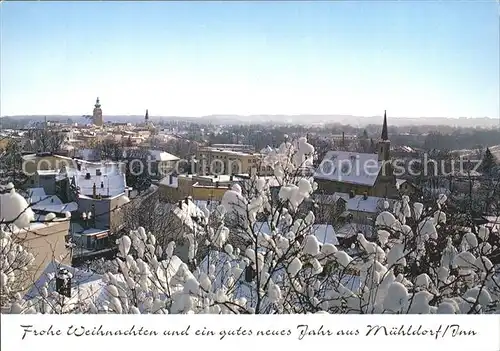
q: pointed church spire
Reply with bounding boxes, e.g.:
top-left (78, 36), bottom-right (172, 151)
top-left (145, 109), bottom-right (149, 121)
top-left (381, 110), bottom-right (388, 141)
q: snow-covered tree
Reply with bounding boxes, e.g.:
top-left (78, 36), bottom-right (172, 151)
top-left (0, 184), bottom-right (36, 309)
top-left (2, 137), bottom-right (500, 314)
top-left (0, 139), bottom-right (27, 188)
top-left (480, 148), bottom-right (499, 176)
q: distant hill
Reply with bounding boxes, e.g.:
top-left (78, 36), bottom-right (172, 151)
top-left (1, 114), bottom-right (499, 128)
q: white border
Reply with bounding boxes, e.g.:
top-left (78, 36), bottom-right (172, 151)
top-left (1, 315), bottom-right (499, 351)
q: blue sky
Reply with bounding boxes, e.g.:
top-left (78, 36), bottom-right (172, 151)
top-left (1, 1), bottom-right (499, 118)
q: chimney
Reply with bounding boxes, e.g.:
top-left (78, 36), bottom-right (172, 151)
top-left (363, 192), bottom-right (368, 200)
top-left (245, 265), bottom-right (255, 283)
top-left (55, 268), bottom-right (72, 298)
top-left (349, 190), bottom-right (355, 199)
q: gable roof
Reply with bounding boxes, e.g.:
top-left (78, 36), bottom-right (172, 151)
top-left (314, 151), bottom-right (382, 186)
top-left (27, 188), bottom-right (78, 213)
top-left (148, 150), bottom-right (179, 162)
top-left (311, 224), bottom-right (339, 246)
top-left (313, 192), bottom-right (350, 204)
top-left (346, 195), bottom-right (388, 213)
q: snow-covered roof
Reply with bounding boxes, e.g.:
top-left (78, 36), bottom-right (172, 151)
top-left (199, 147), bottom-right (261, 157)
top-left (195, 174), bottom-right (235, 183)
top-left (72, 163), bottom-right (127, 198)
top-left (484, 216), bottom-right (499, 232)
top-left (194, 200), bottom-right (220, 212)
top-left (27, 188), bottom-right (47, 198)
top-left (24, 257), bottom-right (187, 313)
top-left (77, 148), bottom-right (100, 161)
top-left (31, 202), bottom-right (78, 214)
top-left (80, 228), bottom-right (109, 236)
top-left (148, 150), bottom-right (179, 162)
top-left (311, 224), bottom-right (339, 246)
top-left (313, 192), bottom-right (350, 204)
top-left (24, 260), bottom-right (104, 301)
top-left (36, 169), bottom-right (60, 176)
top-left (346, 195), bottom-right (388, 213)
top-left (314, 151), bottom-right (382, 186)
top-left (395, 178), bottom-right (407, 189)
top-left (27, 188), bottom-right (78, 213)
top-left (336, 223), bottom-right (374, 238)
top-left (260, 145), bottom-right (275, 154)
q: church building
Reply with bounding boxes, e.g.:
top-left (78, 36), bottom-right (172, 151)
top-left (314, 111), bottom-right (399, 199)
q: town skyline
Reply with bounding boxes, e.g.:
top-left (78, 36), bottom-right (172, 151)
top-left (1, 1), bottom-right (499, 118)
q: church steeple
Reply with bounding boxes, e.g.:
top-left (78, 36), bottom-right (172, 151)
top-left (377, 111), bottom-right (390, 162)
top-left (381, 110), bottom-right (388, 141)
top-left (95, 97), bottom-right (101, 109)
top-left (145, 109), bottom-right (149, 121)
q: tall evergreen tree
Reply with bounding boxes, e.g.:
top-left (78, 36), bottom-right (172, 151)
top-left (480, 147), bottom-right (498, 174)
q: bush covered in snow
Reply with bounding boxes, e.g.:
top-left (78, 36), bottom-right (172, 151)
top-left (1, 138), bottom-right (500, 314)
top-left (0, 184), bottom-right (36, 308)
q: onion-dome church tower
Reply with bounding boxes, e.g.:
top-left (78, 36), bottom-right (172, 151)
top-left (93, 97), bottom-right (103, 127)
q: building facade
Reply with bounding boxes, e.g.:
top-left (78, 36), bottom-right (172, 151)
top-left (314, 112), bottom-right (399, 199)
top-left (195, 147), bottom-right (273, 176)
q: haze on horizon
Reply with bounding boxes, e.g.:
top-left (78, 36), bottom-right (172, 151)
top-left (1, 1), bottom-right (499, 119)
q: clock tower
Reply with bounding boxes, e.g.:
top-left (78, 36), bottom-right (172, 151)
top-left (93, 97), bottom-right (103, 127)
